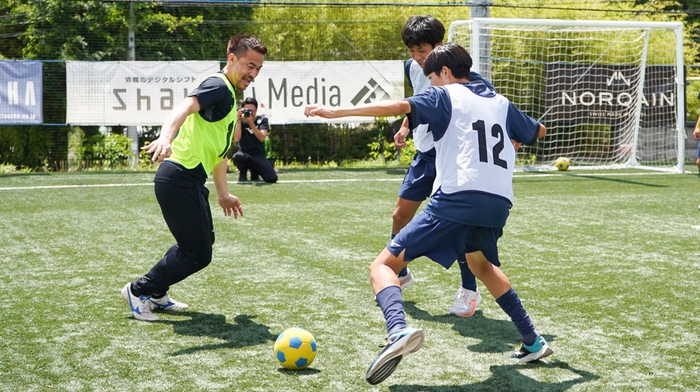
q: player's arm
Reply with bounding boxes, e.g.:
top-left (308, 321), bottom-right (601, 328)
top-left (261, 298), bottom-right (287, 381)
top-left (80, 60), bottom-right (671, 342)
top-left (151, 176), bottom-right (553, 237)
top-left (506, 102), bottom-right (545, 146)
top-left (694, 113), bottom-right (700, 141)
top-left (394, 117), bottom-right (411, 148)
top-left (212, 159), bottom-right (243, 218)
top-left (305, 100), bottom-right (411, 119)
top-left (142, 96), bottom-right (201, 162)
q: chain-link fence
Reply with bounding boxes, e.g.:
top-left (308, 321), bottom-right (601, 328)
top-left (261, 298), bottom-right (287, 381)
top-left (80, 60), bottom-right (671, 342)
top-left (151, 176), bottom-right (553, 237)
top-left (0, 1), bottom-right (694, 170)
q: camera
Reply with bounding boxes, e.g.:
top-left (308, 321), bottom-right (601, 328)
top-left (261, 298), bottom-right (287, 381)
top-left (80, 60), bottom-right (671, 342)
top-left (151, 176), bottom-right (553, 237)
top-left (242, 108), bottom-right (251, 118)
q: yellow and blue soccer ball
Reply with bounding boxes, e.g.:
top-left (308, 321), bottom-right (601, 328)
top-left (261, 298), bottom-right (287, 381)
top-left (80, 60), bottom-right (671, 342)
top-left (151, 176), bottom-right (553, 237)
top-left (555, 157), bottom-right (570, 171)
top-left (274, 328), bottom-right (317, 370)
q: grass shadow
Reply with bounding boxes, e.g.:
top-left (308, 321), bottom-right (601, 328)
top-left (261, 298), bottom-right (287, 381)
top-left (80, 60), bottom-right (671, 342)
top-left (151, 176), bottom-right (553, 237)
top-left (276, 367), bottom-right (321, 375)
top-left (154, 312), bottom-right (276, 356)
top-left (569, 173), bottom-right (668, 187)
top-left (389, 359), bottom-right (599, 392)
top-left (404, 301), bottom-right (556, 354)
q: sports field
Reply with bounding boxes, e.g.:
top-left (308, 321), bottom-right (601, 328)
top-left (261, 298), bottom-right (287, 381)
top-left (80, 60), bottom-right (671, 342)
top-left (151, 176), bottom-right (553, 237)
top-left (1, 168), bottom-right (698, 391)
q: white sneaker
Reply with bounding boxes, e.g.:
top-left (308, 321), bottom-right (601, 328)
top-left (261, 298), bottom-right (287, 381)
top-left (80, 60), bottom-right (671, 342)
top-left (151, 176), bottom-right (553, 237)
top-left (121, 283), bottom-right (158, 321)
top-left (150, 294), bottom-right (189, 311)
top-left (449, 287), bottom-right (482, 317)
top-left (398, 268), bottom-right (414, 291)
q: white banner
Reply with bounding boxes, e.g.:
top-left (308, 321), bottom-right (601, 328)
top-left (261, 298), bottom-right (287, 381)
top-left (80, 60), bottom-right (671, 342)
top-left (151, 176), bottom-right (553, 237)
top-left (66, 60), bottom-right (404, 126)
top-left (247, 61), bottom-right (405, 125)
top-left (66, 61), bottom-right (219, 126)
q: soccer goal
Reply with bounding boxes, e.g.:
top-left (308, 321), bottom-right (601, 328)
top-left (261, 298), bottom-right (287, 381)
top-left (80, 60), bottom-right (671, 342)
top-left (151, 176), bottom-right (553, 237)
top-left (449, 18), bottom-right (685, 172)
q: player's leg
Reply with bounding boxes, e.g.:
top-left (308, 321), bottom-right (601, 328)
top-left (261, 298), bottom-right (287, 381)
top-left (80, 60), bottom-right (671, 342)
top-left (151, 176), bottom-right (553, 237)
top-left (391, 197), bottom-right (421, 289)
top-left (149, 244), bottom-right (189, 311)
top-left (466, 241), bottom-right (553, 362)
top-left (232, 151), bottom-right (250, 182)
top-left (367, 248), bottom-right (424, 385)
top-left (248, 154), bottom-right (278, 183)
top-left (392, 154), bottom-right (433, 288)
top-left (367, 212), bottom-right (471, 384)
top-left (126, 182), bottom-right (214, 318)
top-left (449, 254), bottom-right (482, 317)
top-left (391, 197), bottom-right (422, 236)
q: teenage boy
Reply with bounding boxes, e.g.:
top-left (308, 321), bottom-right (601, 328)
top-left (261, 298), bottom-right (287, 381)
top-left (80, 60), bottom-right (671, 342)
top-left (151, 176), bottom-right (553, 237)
top-left (304, 43), bottom-right (551, 385)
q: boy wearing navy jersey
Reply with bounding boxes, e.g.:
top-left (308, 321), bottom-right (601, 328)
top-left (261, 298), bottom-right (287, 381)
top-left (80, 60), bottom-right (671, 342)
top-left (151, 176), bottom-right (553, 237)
top-left (394, 15), bottom-right (532, 318)
top-left (305, 43), bottom-right (551, 385)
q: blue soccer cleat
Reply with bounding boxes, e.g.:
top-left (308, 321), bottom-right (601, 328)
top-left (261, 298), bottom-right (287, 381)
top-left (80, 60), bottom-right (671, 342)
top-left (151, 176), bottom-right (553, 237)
top-left (365, 327), bottom-right (424, 385)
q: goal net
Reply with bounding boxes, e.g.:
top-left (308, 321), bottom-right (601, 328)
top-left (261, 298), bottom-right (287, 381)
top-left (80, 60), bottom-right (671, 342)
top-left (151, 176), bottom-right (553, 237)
top-left (448, 18), bottom-right (685, 172)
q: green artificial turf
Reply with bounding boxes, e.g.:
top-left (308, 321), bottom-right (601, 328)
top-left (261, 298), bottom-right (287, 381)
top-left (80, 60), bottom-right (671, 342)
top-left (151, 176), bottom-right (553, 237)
top-left (0, 168), bottom-right (698, 391)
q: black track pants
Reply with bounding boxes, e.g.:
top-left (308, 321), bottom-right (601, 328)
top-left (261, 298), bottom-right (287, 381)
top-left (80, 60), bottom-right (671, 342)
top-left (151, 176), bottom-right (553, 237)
top-left (133, 181), bottom-right (215, 296)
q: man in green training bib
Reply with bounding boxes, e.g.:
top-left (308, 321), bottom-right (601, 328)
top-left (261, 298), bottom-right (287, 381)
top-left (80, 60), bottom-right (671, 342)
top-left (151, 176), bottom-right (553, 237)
top-left (121, 35), bottom-right (267, 321)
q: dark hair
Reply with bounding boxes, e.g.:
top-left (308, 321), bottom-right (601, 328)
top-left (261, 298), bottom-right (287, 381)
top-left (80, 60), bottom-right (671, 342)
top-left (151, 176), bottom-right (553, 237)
top-left (423, 43), bottom-right (472, 80)
top-left (243, 97), bottom-right (258, 108)
top-left (401, 15), bottom-right (445, 48)
top-left (227, 34), bottom-right (268, 58)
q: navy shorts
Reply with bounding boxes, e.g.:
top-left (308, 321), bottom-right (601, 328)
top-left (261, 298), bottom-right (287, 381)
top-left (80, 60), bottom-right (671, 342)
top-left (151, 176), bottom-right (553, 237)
top-left (696, 141), bottom-right (700, 159)
top-left (386, 211), bottom-right (503, 269)
top-left (398, 154), bottom-right (436, 202)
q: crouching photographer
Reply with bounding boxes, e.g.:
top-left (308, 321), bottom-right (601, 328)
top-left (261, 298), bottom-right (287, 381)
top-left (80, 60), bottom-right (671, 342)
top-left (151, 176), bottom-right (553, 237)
top-left (232, 97), bottom-right (278, 183)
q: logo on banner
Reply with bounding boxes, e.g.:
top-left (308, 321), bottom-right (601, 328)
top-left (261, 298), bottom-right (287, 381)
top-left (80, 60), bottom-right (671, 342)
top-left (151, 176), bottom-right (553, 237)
top-left (351, 78), bottom-right (392, 106)
top-left (545, 64), bottom-right (675, 123)
top-left (607, 71), bottom-right (631, 87)
top-left (0, 61), bottom-right (43, 125)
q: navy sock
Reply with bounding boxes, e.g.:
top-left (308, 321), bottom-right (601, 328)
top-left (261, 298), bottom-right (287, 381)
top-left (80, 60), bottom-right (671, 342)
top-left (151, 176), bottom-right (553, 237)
top-left (375, 285), bottom-right (407, 336)
top-left (457, 258), bottom-right (478, 291)
top-left (496, 288), bottom-right (539, 346)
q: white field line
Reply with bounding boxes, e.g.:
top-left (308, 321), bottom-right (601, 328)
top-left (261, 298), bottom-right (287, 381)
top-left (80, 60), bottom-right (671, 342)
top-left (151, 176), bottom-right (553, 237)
top-left (0, 178), bottom-right (400, 191)
top-left (0, 171), bottom-right (679, 191)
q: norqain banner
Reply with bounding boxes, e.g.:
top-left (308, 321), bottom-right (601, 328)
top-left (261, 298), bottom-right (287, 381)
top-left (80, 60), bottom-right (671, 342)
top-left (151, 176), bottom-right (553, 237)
top-left (544, 63), bottom-right (676, 126)
top-left (0, 61), bottom-right (42, 125)
top-left (66, 60), bottom-right (404, 126)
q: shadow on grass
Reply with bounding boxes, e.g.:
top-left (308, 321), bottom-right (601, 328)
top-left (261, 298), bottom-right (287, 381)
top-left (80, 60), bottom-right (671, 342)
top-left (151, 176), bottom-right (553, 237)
top-left (154, 312), bottom-right (276, 356)
top-left (569, 173), bottom-right (668, 187)
top-left (276, 367), bottom-right (321, 376)
top-left (403, 302), bottom-right (556, 355)
top-left (389, 360), bottom-right (599, 391)
top-left (235, 181), bottom-right (276, 186)
top-left (515, 172), bottom-right (668, 187)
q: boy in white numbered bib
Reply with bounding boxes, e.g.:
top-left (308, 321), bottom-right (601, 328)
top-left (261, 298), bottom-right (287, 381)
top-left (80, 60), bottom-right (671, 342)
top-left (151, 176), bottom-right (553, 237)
top-left (305, 42), bottom-right (551, 385)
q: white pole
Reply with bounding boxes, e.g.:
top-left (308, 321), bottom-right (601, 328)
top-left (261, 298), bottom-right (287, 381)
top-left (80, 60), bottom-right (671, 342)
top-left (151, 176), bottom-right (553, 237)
top-left (675, 24), bottom-right (686, 173)
top-left (127, 2), bottom-right (139, 166)
top-left (470, 0), bottom-right (491, 80)
top-left (629, 29), bottom-right (650, 168)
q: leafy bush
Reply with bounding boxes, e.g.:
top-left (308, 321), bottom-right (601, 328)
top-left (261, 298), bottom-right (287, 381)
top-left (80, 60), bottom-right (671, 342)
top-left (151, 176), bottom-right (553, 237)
top-left (87, 133), bottom-right (134, 169)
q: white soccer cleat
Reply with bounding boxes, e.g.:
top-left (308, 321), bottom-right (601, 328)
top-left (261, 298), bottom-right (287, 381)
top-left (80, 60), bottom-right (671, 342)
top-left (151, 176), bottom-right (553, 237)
top-left (121, 283), bottom-right (158, 321)
top-left (449, 287), bottom-right (482, 317)
top-left (150, 293), bottom-right (189, 311)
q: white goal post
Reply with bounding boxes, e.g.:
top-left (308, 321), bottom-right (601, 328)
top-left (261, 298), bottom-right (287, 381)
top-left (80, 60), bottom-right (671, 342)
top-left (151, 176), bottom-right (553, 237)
top-left (448, 18), bottom-right (685, 172)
